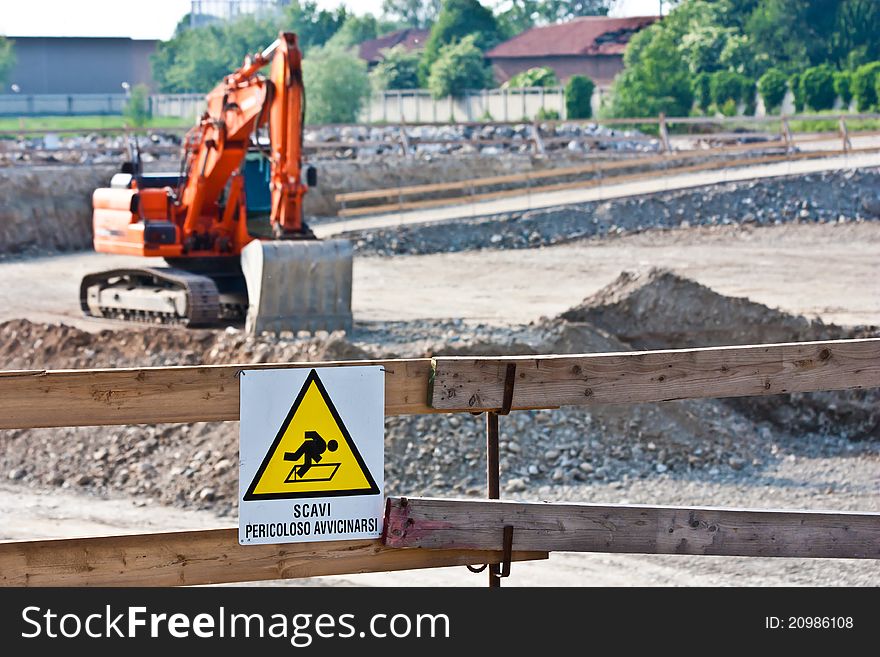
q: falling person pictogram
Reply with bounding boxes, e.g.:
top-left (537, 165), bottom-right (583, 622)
top-left (283, 430), bottom-right (340, 483)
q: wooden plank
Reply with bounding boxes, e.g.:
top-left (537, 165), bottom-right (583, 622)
top-left (429, 338), bottom-right (880, 411)
top-left (4, 337), bottom-right (880, 430)
top-left (333, 157), bottom-right (722, 216)
top-left (384, 498), bottom-right (880, 559)
top-left (0, 527), bottom-right (547, 587)
top-left (336, 147), bottom-right (865, 217)
top-left (0, 358), bottom-right (434, 429)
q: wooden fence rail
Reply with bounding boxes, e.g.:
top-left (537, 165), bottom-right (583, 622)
top-left (384, 498), bottom-right (880, 560)
top-left (0, 528), bottom-right (546, 587)
top-left (2, 338), bottom-right (877, 429)
top-left (334, 145), bottom-right (879, 217)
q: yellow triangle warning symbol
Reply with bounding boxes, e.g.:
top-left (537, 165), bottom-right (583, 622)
top-left (243, 370), bottom-right (380, 501)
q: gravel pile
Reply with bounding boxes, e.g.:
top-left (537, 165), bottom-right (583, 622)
top-left (0, 132), bottom-right (182, 166)
top-left (305, 122), bottom-right (661, 159)
top-left (350, 168), bottom-right (880, 256)
top-left (1, 122), bottom-right (659, 166)
top-left (1, 269), bottom-right (877, 515)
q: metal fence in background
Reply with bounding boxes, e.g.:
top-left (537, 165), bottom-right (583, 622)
top-left (360, 87), bottom-right (571, 123)
top-left (149, 93), bottom-right (206, 119)
top-left (0, 93), bottom-right (130, 116)
top-left (0, 89), bottom-right (581, 123)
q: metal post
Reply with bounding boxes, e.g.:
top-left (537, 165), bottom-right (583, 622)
top-left (486, 411), bottom-right (501, 588)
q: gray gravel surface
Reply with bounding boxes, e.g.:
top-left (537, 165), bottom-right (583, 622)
top-left (1, 270), bottom-right (876, 525)
top-left (349, 168), bottom-right (880, 256)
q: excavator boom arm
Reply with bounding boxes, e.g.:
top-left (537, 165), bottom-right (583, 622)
top-left (179, 32), bottom-right (307, 246)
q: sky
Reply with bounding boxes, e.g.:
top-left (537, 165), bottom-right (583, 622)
top-left (0, 0), bottom-right (665, 40)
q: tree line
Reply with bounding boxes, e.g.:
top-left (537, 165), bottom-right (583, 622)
top-left (149, 0), bottom-right (611, 123)
top-left (609, 0), bottom-right (880, 118)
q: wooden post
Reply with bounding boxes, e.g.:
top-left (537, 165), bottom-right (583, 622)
top-left (839, 116), bottom-right (852, 152)
top-left (658, 111), bottom-right (671, 152)
top-left (782, 115), bottom-right (793, 152)
top-left (398, 124), bottom-right (411, 157)
top-left (531, 122), bottom-right (546, 155)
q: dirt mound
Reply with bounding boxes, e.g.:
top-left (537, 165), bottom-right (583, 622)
top-left (0, 319), bottom-right (370, 371)
top-left (558, 269), bottom-right (879, 438)
top-left (0, 166), bottom-right (116, 256)
top-left (0, 320), bottom-right (373, 515)
top-left (561, 268), bottom-right (843, 348)
top-left (0, 269), bottom-right (876, 515)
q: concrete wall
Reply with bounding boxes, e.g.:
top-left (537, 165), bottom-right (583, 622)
top-left (0, 154), bottom-right (606, 254)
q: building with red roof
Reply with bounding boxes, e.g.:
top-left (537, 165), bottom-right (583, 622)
top-left (486, 16), bottom-right (659, 86)
top-left (358, 28), bottom-right (431, 67)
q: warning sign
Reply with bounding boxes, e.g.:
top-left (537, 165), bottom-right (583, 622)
top-left (239, 366), bottom-right (384, 545)
top-left (243, 370), bottom-right (379, 500)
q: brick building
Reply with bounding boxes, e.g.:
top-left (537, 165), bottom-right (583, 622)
top-left (486, 16), bottom-right (659, 87)
top-left (358, 28), bottom-right (430, 67)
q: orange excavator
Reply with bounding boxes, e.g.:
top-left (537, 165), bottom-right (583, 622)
top-left (81, 32), bottom-right (352, 333)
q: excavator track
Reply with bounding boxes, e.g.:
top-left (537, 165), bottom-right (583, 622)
top-left (80, 268), bottom-right (221, 327)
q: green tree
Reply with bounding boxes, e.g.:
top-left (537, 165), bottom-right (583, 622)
top-left (800, 64), bottom-right (836, 110)
top-left (0, 36), bottom-right (14, 89)
top-left (493, 0), bottom-right (612, 36)
top-left (502, 66), bottom-right (557, 88)
top-left (757, 68), bottom-right (787, 113)
top-left (152, 21), bottom-right (253, 93)
top-left (532, 0), bottom-right (611, 22)
top-left (493, 0), bottom-right (541, 37)
top-left (419, 0), bottom-right (501, 85)
top-left (609, 28), bottom-right (694, 118)
top-left (370, 45), bottom-right (421, 90)
top-left (151, 4), bottom-right (354, 94)
top-left (709, 70), bottom-right (750, 114)
top-left (744, 0), bottom-right (880, 71)
top-left (381, 0), bottom-right (441, 28)
top-left (565, 75), bottom-right (594, 119)
top-left (327, 14), bottom-right (380, 49)
top-left (833, 70), bottom-right (853, 106)
top-left (830, 0), bottom-right (880, 67)
top-left (123, 84), bottom-right (152, 127)
top-left (692, 72), bottom-right (712, 113)
top-left (427, 34), bottom-right (494, 98)
top-left (789, 72), bottom-right (805, 112)
top-left (283, 1), bottom-right (349, 50)
top-left (302, 43), bottom-right (371, 123)
top-left (852, 61), bottom-right (880, 111)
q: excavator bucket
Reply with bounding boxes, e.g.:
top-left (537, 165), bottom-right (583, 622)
top-left (240, 239), bottom-right (353, 335)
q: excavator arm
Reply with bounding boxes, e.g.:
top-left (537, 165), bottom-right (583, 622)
top-left (179, 32), bottom-right (309, 251)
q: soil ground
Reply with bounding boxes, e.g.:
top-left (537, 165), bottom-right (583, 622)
top-left (2, 221), bottom-right (877, 329)
top-left (1, 218), bottom-right (878, 586)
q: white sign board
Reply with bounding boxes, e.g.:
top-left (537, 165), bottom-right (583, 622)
top-left (239, 366), bottom-right (384, 545)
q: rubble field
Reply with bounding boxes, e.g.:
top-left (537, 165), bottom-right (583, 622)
top-left (1, 269), bottom-right (876, 519)
top-left (350, 168), bottom-right (880, 255)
